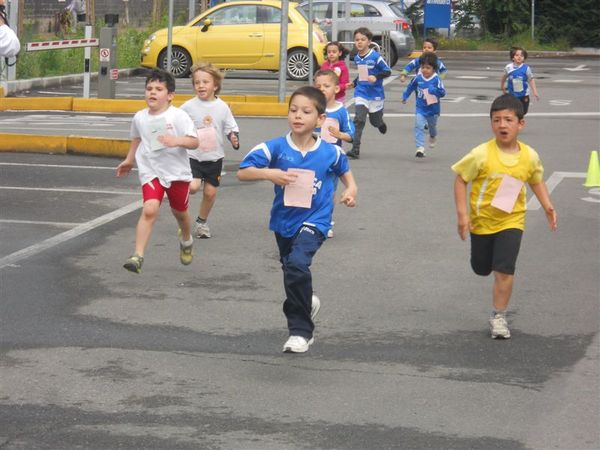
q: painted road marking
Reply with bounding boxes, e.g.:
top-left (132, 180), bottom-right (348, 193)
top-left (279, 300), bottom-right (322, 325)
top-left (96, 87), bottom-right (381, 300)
top-left (554, 80), bottom-right (582, 83)
top-left (0, 200), bottom-right (142, 270)
top-left (382, 112), bottom-right (600, 118)
top-left (0, 186), bottom-right (138, 195)
top-left (0, 219), bottom-right (81, 228)
top-left (549, 99), bottom-right (572, 106)
top-left (564, 65), bottom-right (589, 71)
top-left (0, 162), bottom-right (125, 170)
top-left (527, 171), bottom-right (587, 210)
top-left (456, 76), bottom-right (488, 79)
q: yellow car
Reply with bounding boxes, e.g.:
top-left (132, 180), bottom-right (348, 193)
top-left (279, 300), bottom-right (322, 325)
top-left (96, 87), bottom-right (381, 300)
top-left (141, 0), bottom-right (327, 80)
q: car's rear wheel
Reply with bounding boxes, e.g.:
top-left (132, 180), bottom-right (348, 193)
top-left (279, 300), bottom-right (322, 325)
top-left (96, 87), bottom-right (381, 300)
top-left (286, 49), bottom-right (312, 81)
top-left (158, 46), bottom-right (192, 78)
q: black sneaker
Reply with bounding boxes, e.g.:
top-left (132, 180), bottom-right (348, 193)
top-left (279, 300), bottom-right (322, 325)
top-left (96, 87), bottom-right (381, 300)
top-left (123, 254), bottom-right (143, 274)
top-left (378, 123), bottom-right (387, 134)
top-left (346, 150), bottom-right (360, 159)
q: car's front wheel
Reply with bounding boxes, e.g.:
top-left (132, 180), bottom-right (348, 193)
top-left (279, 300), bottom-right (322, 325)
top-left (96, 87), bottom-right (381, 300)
top-left (158, 46), bottom-right (192, 78)
top-left (286, 48), bottom-right (312, 81)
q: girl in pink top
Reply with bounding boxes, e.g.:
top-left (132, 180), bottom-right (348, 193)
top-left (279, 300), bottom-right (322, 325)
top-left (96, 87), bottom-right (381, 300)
top-left (320, 41), bottom-right (350, 102)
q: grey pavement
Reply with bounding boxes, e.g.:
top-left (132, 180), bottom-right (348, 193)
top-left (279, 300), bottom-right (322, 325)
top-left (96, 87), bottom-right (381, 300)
top-left (0, 55), bottom-right (599, 449)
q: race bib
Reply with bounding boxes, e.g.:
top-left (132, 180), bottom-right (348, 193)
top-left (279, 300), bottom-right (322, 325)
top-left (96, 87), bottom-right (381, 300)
top-left (197, 127), bottom-right (218, 152)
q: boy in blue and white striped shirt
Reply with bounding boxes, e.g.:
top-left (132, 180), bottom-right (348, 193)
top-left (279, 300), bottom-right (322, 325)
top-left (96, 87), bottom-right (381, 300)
top-left (402, 52), bottom-right (446, 158)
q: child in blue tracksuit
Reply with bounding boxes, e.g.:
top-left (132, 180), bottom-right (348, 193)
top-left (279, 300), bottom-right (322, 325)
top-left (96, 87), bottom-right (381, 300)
top-left (500, 46), bottom-right (539, 115)
top-left (237, 86), bottom-right (358, 354)
top-left (346, 27), bottom-right (391, 160)
top-left (402, 52), bottom-right (446, 158)
top-left (400, 37), bottom-right (448, 83)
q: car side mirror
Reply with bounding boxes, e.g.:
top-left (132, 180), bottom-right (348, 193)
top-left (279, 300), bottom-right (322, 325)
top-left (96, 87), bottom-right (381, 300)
top-left (201, 18), bottom-right (212, 32)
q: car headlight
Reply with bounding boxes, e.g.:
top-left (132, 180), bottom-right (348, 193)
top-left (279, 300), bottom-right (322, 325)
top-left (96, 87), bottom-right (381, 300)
top-left (144, 34), bottom-right (156, 46)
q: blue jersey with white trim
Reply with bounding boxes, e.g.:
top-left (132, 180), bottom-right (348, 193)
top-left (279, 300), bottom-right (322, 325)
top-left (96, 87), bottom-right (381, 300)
top-left (353, 49), bottom-right (391, 101)
top-left (239, 133), bottom-right (350, 238)
top-left (402, 56), bottom-right (448, 77)
top-left (402, 72), bottom-right (446, 116)
top-left (315, 102), bottom-right (355, 147)
top-left (505, 63), bottom-right (532, 98)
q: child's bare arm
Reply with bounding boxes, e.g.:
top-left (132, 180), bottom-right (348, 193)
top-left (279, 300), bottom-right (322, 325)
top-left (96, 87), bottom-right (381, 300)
top-left (237, 167), bottom-right (298, 186)
top-left (529, 181), bottom-right (557, 231)
top-left (529, 78), bottom-right (540, 100)
top-left (454, 175), bottom-right (471, 240)
top-left (500, 73), bottom-right (508, 94)
top-left (158, 134), bottom-right (198, 149)
top-left (329, 127), bottom-right (352, 143)
top-left (116, 138), bottom-right (141, 177)
top-left (338, 171), bottom-right (357, 207)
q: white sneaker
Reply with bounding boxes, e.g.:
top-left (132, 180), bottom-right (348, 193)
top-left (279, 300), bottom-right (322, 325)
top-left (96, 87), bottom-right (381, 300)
top-left (415, 147), bottom-right (425, 158)
top-left (327, 229), bottom-right (334, 238)
top-left (195, 222), bottom-right (211, 239)
top-left (283, 335), bottom-right (314, 353)
top-left (311, 294), bottom-right (321, 320)
top-left (429, 136), bottom-right (437, 148)
top-left (489, 313), bottom-right (511, 339)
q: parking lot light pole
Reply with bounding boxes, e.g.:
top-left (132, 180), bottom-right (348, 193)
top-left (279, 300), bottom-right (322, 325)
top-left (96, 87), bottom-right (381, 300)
top-left (308, 0), bottom-right (313, 80)
top-left (531, 0), bottom-right (535, 40)
top-left (167, 0), bottom-right (174, 72)
top-left (278, 0), bottom-right (289, 103)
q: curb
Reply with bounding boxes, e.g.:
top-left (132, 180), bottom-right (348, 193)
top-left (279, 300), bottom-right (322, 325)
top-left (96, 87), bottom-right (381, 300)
top-left (0, 133), bottom-right (130, 157)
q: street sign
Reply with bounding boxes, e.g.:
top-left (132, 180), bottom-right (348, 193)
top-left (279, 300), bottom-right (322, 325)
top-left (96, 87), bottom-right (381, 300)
top-left (99, 48), bottom-right (111, 62)
top-left (424, 0), bottom-right (451, 33)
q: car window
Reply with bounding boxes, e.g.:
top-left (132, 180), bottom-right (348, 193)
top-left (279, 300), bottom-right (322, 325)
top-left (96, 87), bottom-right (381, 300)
top-left (261, 5), bottom-right (291, 24)
top-left (300, 2), bottom-right (330, 21)
top-left (388, 2), bottom-right (407, 18)
top-left (205, 5), bottom-right (258, 25)
top-left (349, 3), bottom-right (381, 17)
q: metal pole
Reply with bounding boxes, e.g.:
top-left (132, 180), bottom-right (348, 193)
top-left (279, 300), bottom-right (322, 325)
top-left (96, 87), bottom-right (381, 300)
top-left (531, 0), bottom-right (535, 41)
top-left (7, 0), bottom-right (17, 81)
top-left (83, 25), bottom-right (92, 98)
top-left (308, 0), bottom-right (313, 80)
top-left (277, 0), bottom-right (289, 103)
top-left (167, 0), bottom-right (174, 72)
top-left (188, 0), bottom-right (195, 21)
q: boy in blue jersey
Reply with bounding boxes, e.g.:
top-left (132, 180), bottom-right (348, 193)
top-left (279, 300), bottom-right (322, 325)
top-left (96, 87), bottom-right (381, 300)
top-left (237, 86), bottom-right (358, 353)
top-left (500, 46), bottom-right (539, 115)
top-left (400, 37), bottom-right (448, 83)
top-left (314, 69), bottom-right (355, 238)
top-left (402, 52), bottom-right (446, 158)
top-left (346, 27), bottom-right (391, 159)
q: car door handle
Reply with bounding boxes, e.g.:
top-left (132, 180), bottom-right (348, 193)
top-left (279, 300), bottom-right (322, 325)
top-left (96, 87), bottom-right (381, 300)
top-left (248, 33), bottom-right (263, 37)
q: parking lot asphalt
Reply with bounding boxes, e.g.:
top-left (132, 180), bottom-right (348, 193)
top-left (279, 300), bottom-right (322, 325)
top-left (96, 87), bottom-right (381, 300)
top-left (1, 54), bottom-right (599, 449)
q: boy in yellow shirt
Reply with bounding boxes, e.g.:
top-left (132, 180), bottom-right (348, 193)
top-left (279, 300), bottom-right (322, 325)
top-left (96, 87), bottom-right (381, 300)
top-left (452, 94), bottom-right (557, 339)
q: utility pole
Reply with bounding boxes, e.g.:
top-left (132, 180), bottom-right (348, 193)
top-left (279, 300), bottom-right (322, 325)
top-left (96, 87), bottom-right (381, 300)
top-left (531, 0), bottom-right (535, 40)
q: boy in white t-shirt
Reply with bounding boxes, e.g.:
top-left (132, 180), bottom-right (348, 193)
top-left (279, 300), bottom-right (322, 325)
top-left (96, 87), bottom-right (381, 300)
top-left (116, 69), bottom-right (199, 273)
top-left (181, 62), bottom-right (240, 239)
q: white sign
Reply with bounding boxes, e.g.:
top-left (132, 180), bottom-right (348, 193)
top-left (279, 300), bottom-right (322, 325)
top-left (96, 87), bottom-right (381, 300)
top-left (99, 48), bottom-right (111, 62)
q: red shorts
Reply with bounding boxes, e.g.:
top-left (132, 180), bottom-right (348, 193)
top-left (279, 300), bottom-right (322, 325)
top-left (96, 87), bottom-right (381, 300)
top-left (142, 178), bottom-right (190, 212)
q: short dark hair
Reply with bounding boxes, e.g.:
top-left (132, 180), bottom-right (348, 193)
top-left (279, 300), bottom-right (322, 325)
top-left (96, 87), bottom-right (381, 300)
top-left (424, 37), bottom-right (438, 50)
top-left (323, 41), bottom-right (349, 59)
top-left (490, 94), bottom-right (524, 120)
top-left (289, 86), bottom-right (326, 115)
top-left (420, 52), bottom-right (438, 71)
top-left (314, 69), bottom-right (339, 85)
top-left (509, 46), bottom-right (528, 60)
top-left (353, 27), bottom-right (373, 41)
top-left (145, 68), bottom-right (176, 93)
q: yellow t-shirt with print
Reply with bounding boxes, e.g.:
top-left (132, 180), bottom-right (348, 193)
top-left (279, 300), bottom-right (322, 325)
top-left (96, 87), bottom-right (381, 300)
top-left (452, 139), bottom-right (544, 235)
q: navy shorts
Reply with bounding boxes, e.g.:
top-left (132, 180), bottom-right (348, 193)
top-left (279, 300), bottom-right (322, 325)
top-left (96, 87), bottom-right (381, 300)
top-left (470, 229), bottom-right (523, 276)
top-left (189, 158), bottom-right (223, 187)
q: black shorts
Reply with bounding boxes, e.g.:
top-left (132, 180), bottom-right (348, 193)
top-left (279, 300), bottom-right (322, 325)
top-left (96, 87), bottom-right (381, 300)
top-left (518, 95), bottom-right (530, 115)
top-left (470, 229), bottom-right (523, 276)
top-left (189, 158), bottom-right (223, 187)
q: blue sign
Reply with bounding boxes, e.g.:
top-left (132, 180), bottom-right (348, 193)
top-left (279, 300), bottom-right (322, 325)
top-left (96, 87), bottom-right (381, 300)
top-left (424, 0), bottom-right (451, 31)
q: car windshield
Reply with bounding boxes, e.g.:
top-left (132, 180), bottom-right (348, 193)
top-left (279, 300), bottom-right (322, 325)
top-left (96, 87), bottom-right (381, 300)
top-left (294, 4), bottom-right (309, 21)
top-left (388, 2), bottom-right (408, 18)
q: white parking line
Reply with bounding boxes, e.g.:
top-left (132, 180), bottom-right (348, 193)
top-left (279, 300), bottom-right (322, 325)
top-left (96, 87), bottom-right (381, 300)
top-left (456, 76), bottom-right (488, 79)
top-left (554, 80), bottom-right (582, 83)
top-left (0, 200), bottom-right (142, 269)
top-left (383, 112), bottom-right (600, 118)
top-left (527, 171), bottom-right (587, 210)
top-left (0, 186), bottom-right (138, 195)
top-left (0, 162), bottom-right (133, 170)
top-left (0, 219), bottom-right (81, 228)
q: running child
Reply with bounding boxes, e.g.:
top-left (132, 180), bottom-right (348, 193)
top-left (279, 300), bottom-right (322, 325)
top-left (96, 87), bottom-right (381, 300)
top-left (320, 41), bottom-right (350, 102)
top-left (314, 69), bottom-right (355, 237)
top-left (452, 94), bottom-right (557, 339)
top-left (500, 46), bottom-right (539, 115)
top-left (400, 37), bottom-right (448, 82)
top-left (346, 27), bottom-right (391, 159)
top-left (237, 86), bottom-right (358, 353)
top-left (180, 61), bottom-right (240, 239)
top-left (116, 68), bottom-right (199, 273)
top-left (402, 52), bottom-right (446, 158)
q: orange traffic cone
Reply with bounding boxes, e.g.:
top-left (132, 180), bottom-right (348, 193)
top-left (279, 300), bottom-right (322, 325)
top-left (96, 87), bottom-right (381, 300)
top-left (583, 150), bottom-right (600, 187)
